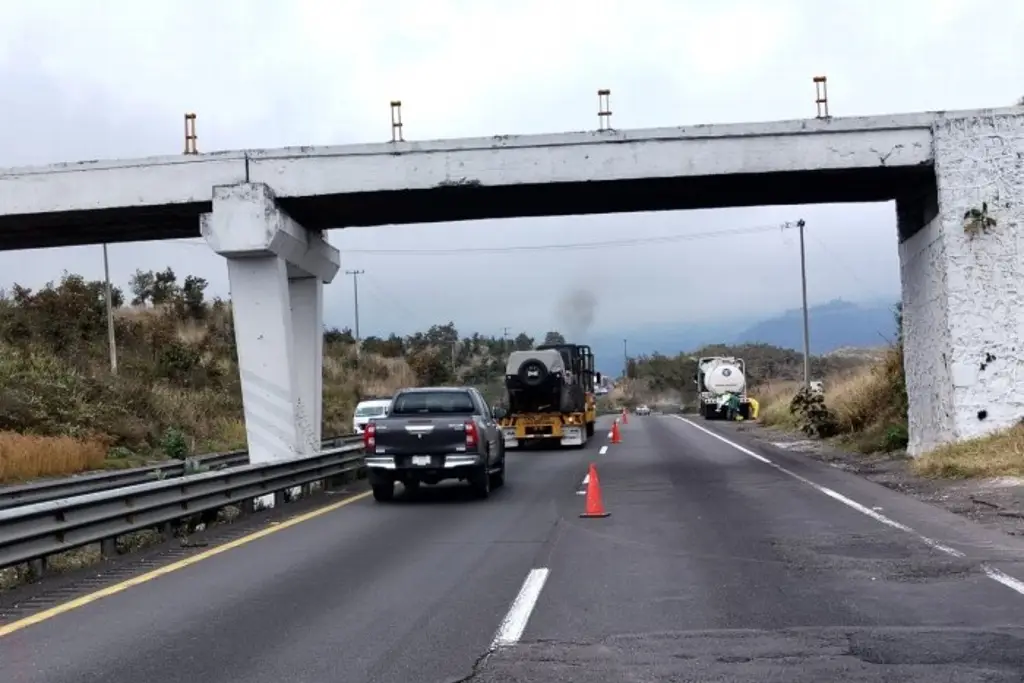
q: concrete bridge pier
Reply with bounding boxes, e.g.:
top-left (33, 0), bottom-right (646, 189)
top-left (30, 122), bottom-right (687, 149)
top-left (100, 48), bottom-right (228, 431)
top-left (899, 112), bottom-right (1024, 456)
top-left (201, 183), bottom-right (340, 465)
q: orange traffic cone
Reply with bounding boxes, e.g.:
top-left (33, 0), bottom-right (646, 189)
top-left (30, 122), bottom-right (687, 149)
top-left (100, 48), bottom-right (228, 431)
top-left (621, 408), bottom-right (629, 425)
top-left (610, 420), bottom-right (622, 444)
top-left (580, 463), bottom-right (610, 518)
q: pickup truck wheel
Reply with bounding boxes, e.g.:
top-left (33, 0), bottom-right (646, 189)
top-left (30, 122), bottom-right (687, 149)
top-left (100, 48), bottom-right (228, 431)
top-left (372, 483), bottom-right (394, 502)
top-left (489, 461), bottom-right (505, 489)
top-left (471, 467), bottom-right (491, 499)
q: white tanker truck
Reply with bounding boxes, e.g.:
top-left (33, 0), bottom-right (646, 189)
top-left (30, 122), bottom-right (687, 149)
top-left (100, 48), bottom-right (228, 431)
top-left (696, 356), bottom-right (752, 420)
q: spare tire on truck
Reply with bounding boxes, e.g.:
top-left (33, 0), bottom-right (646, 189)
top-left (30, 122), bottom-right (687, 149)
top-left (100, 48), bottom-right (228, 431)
top-left (517, 357), bottom-right (549, 387)
top-left (505, 349), bottom-right (569, 414)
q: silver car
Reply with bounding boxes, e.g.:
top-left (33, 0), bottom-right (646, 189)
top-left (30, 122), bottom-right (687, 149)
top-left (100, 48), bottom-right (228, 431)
top-left (635, 404), bottom-right (651, 416)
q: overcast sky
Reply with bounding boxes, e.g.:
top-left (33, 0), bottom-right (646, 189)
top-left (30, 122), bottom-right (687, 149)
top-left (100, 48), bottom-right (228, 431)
top-left (0, 0), bottom-right (1021, 340)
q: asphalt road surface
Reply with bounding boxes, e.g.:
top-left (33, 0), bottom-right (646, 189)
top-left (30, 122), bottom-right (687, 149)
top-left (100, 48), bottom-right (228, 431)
top-left (4, 414), bottom-right (1024, 682)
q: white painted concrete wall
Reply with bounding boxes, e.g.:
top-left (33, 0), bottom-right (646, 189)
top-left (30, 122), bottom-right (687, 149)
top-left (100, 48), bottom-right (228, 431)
top-left (900, 202), bottom-right (955, 455)
top-left (901, 112), bottom-right (1024, 454)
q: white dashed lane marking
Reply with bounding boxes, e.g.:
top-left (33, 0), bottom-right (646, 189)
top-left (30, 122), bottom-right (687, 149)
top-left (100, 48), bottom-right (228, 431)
top-left (672, 415), bottom-right (1024, 598)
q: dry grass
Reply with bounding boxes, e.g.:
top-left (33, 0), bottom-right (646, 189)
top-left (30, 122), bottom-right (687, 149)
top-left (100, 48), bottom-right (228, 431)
top-left (752, 345), bottom-right (909, 453)
top-left (753, 380), bottom-right (802, 428)
top-left (0, 319), bottom-right (419, 482)
top-left (912, 424), bottom-right (1024, 479)
top-left (0, 432), bottom-right (108, 483)
top-left (0, 276), bottom-right (465, 486)
top-left (752, 345), bottom-right (1024, 479)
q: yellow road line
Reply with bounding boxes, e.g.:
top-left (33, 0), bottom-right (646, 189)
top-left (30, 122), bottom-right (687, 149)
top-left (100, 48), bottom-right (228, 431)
top-left (0, 489), bottom-right (372, 638)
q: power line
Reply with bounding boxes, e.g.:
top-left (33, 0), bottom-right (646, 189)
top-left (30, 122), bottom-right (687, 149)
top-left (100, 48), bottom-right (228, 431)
top-left (343, 224), bottom-right (785, 256)
top-left (166, 222), bottom-right (785, 257)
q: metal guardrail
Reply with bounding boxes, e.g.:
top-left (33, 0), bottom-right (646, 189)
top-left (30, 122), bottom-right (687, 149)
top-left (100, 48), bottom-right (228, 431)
top-left (0, 443), bottom-right (366, 571)
top-left (0, 434), bottom-right (361, 511)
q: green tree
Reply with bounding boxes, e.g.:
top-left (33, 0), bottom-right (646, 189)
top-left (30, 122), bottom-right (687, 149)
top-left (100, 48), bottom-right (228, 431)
top-left (542, 330), bottom-right (565, 346)
top-left (408, 349), bottom-right (452, 385)
top-left (180, 275), bottom-right (208, 319)
top-left (129, 269), bottom-right (155, 306)
top-left (513, 332), bottom-right (533, 350)
top-left (151, 267), bottom-right (179, 305)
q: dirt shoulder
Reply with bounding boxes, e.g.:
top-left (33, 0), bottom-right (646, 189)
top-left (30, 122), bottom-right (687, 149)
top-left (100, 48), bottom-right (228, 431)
top-left (725, 421), bottom-right (1024, 539)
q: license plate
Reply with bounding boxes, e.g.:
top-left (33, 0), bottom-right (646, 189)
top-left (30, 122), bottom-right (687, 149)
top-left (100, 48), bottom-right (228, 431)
top-left (411, 455), bottom-right (431, 466)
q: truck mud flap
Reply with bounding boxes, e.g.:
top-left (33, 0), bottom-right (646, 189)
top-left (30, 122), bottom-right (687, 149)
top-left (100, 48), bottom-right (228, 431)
top-left (560, 425), bottom-right (586, 447)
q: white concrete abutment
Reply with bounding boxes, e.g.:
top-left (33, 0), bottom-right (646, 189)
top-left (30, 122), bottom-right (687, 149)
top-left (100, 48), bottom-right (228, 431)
top-left (897, 113), bottom-right (1024, 455)
top-left (200, 183), bottom-right (339, 464)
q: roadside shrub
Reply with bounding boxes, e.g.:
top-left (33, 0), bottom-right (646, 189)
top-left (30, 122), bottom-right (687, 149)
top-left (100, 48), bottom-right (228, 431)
top-left (789, 387), bottom-right (840, 438)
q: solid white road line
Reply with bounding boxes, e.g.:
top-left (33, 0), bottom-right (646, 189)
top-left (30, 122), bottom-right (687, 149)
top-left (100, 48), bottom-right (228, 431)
top-left (491, 567), bottom-right (550, 649)
top-left (599, 445), bottom-right (608, 455)
top-left (672, 415), bottom-right (1024, 598)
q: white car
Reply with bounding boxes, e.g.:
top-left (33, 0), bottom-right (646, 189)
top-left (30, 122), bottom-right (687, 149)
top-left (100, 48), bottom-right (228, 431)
top-left (353, 398), bottom-right (392, 434)
top-left (635, 404), bottom-right (651, 416)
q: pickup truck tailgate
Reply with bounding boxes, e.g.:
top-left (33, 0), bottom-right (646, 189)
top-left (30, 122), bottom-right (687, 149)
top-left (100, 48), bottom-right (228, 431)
top-left (374, 418), bottom-right (471, 455)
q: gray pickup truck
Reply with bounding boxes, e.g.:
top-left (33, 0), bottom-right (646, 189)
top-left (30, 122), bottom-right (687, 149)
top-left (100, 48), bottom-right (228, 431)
top-left (362, 386), bottom-right (506, 502)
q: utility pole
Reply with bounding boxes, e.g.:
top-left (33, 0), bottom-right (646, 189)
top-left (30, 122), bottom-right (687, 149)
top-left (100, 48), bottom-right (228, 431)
top-left (102, 244), bottom-right (118, 375)
top-left (784, 220), bottom-right (811, 388)
top-left (346, 269), bottom-right (364, 357)
top-left (623, 338), bottom-right (628, 379)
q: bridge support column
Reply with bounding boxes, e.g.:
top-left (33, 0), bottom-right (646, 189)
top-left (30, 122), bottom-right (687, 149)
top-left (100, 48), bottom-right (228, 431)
top-left (201, 183), bottom-right (339, 464)
top-left (898, 111), bottom-right (1024, 456)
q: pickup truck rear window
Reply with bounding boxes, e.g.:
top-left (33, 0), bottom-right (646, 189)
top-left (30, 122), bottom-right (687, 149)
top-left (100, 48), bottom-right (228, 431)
top-left (391, 391), bottom-right (476, 415)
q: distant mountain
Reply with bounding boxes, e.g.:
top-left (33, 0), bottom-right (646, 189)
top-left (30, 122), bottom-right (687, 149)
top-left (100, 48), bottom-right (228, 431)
top-left (587, 299), bottom-right (898, 376)
top-left (588, 319), bottom-right (750, 377)
top-left (732, 299), bottom-right (898, 354)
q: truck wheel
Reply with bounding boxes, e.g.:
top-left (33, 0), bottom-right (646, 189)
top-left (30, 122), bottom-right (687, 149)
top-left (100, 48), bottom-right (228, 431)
top-left (372, 483), bottom-right (394, 502)
top-left (585, 421), bottom-right (595, 437)
top-left (489, 462), bottom-right (505, 489)
top-left (471, 466), bottom-right (491, 499)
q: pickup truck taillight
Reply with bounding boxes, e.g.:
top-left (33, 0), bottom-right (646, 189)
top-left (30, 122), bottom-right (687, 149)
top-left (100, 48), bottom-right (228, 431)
top-left (363, 422), bottom-right (376, 450)
top-left (464, 420), bottom-right (478, 449)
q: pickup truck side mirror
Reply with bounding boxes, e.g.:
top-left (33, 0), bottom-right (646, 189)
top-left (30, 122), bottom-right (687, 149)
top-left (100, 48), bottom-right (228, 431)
top-left (491, 406), bottom-right (507, 420)
top-left (595, 372), bottom-right (603, 384)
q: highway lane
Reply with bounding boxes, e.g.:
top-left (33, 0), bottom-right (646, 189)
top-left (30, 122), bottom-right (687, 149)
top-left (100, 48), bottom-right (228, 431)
top-left (0, 418), bottom-right (615, 683)
top-left (478, 413), bottom-right (1024, 681)
top-left (6, 411), bottom-right (1024, 682)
